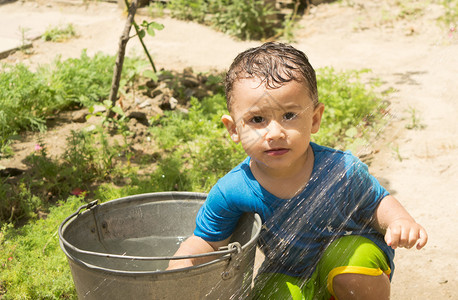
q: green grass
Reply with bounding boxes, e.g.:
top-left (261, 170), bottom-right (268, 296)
top-left (0, 197), bottom-right (83, 299)
top-left (0, 51), bottom-right (139, 157)
top-left (42, 23), bottom-right (77, 42)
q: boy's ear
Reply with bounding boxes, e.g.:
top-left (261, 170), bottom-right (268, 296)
top-left (311, 103), bottom-right (325, 134)
top-left (221, 115), bottom-right (240, 143)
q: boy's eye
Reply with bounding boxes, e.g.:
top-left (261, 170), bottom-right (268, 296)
top-left (283, 112), bottom-right (297, 120)
top-left (250, 116), bottom-right (264, 124)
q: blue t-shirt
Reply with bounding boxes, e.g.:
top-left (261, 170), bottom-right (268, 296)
top-left (194, 142), bottom-right (395, 278)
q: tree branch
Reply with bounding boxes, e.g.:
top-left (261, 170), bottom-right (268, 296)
top-left (108, 0), bottom-right (139, 114)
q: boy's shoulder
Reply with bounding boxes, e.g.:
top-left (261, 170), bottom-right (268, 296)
top-left (311, 142), bottom-right (357, 160)
top-left (215, 156), bottom-right (252, 189)
top-left (311, 142), bottom-right (366, 173)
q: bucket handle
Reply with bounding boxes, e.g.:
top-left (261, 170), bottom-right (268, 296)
top-left (59, 200), bottom-right (242, 261)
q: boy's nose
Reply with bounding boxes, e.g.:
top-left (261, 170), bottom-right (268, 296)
top-left (264, 120), bottom-right (286, 140)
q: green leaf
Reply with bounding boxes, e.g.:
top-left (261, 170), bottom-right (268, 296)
top-left (143, 69), bottom-right (158, 82)
top-left (111, 106), bottom-right (124, 116)
top-left (146, 22), bottom-right (164, 37)
top-left (146, 26), bottom-right (156, 37)
top-left (103, 100), bottom-right (112, 108)
top-left (149, 22), bottom-right (164, 31)
top-left (138, 29), bottom-right (145, 39)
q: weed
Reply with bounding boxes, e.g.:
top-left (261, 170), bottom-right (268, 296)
top-left (18, 26), bottom-right (32, 54)
top-left (277, 1), bottom-right (302, 42)
top-left (148, 1), bottom-right (166, 18)
top-left (167, 0), bottom-right (279, 40)
top-left (210, 0), bottom-right (278, 40)
top-left (168, 0), bottom-right (209, 22)
top-left (42, 23), bottom-right (77, 42)
top-left (405, 106), bottom-right (426, 130)
top-left (392, 144), bottom-right (404, 161)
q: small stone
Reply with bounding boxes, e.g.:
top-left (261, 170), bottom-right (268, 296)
top-left (169, 97), bottom-right (178, 109)
top-left (92, 105), bottom-right (106, 114)
top-left (182, 76), bottom-right (200, 88)
top-left (183, 67), bottom-right (194, 76)
top-left (138, 99), bottom-right (152, 108)
top-left (83, 124), bottom-right (97, 132)
top-left (71, 109), bottom-right (89, 123)
top-left (159, 96), bottom-right (178, 110)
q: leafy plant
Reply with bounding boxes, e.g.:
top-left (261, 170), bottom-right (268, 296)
top-left (314, 67), bottom-right (389, 152)
top-left (405, 106), bottom-right (426, 130)
top-left (150, 95), bottom-right (245, 191)
top-left (18, 26), bottom-right (32, 54)
top-left (166, 0), bottom-right (280, 40)
top-left (210, 0), bottom-right (278, 40)
top-left (147, 1), bottom-right (166, 18)
top-left (0, 51), bottom-right (140, 156)
top-left (167, 0), bottom-right (209, 22)
top-left (42, 23), bottom-right (77, 42)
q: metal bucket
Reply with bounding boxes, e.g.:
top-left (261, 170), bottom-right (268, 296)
top-left (59, 192), bottom-right (262, 299)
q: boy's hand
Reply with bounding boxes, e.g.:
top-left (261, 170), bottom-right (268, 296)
top-left (384, 218), bottom-right (428, 250)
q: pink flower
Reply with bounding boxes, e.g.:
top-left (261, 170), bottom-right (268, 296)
top-left (449, 26), bottom-right (456, 38)
top-left (70, 188), bottom-right (85, 196)
top-left (34, 144), bottom-right (43, 151)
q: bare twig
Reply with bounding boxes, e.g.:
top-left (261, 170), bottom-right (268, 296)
top-left (108, 0), bottom-right (139, 114)
top-left (132, 21), bottom-right (157, 73)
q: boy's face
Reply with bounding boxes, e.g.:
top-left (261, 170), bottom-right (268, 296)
top-left (222, 78), bottom-right (324, 174)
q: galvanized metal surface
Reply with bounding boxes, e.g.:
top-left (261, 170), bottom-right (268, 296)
top-left (59, 192), bottom-right (261, 299)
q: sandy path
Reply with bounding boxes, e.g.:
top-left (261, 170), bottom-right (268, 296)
top-left (1, 1), bottom-right (457, 298)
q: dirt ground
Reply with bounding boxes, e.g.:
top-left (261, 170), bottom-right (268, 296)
top-left (1, 0), bottom-right (457, 298)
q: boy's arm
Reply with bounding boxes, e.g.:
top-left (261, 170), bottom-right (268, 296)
top-left (166, 235), bottom-right (231, 270)
top-left (372, 195), bottom-right (428, 250)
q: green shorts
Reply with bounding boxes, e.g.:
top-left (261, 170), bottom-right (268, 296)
top-left (252, 235), bottom-right (391, 300)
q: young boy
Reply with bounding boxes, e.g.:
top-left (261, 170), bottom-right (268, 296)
top-left (168, 42), bottom-right (428, 299)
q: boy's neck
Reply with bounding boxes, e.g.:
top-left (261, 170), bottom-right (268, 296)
top-left (249, 145), bottom-right (315, 199)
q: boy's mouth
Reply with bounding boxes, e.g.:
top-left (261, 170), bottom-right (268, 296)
top-left (265, 148), bottom-right (289, 156)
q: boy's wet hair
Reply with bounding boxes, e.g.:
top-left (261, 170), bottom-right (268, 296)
top-left (225, 42), bottom-right (319, 112)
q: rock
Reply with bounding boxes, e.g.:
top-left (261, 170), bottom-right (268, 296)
top-left (193, 87), bottom-right (211, 99)
top-left (128, 111), bottom-right (149, 126)
top-left (181, 76), bottom-right (200, 88)
top-left (83, 124), bottom-right (97, 132)
top-left (169, 97), bottom-right (178, 110)
top-left (71, 104), bottom-right (107, 122)
top-left (159, 96), bottom-right (178, 110)
top-left (183, 67), bottom-right (194, 76)
top-left (138, 99), bottom-right (152, 108)
top-left (71, 109), bottom-right (88, 123)
top-left (150, 88), bottom-right (164, 98)
top-left (146, 79), bottom-right (158, 89)
top-left (92, 105), bottom-right (106, 114)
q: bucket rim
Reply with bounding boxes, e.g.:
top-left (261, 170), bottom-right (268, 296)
top-left (59, 191), bottom-right (262, 276)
